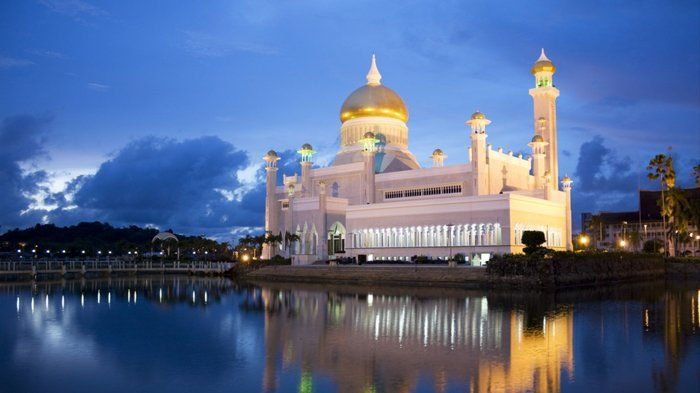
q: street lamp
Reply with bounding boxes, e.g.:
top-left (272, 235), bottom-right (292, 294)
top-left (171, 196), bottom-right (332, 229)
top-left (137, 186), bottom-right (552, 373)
top-left (619, 239), bottom-right (627, 248)
top-left (579, 235), bottom-right (589, 247)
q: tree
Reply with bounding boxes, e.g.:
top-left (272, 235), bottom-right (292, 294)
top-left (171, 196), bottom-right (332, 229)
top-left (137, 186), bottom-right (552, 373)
top-left (694, 164), bottom-right (700, 187)
top-left (586, 215), bottom-right (605, 249)
top-left (647, 152), bottom-right (676, 256)
top-left (521, 230), bottom-right (546, 255)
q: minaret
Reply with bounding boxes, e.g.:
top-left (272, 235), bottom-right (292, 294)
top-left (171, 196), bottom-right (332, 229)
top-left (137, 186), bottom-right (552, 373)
top-left (359, 131), bottom-right (379, 203)
top-left (528, 134), bottom-right (549, 189)
top-left (297, 143), bottom-right (315, 197)
top-left (431, 149), bottom-right (446, 167)
top-left (529, 49), bottom-right (560, 183)
top-left (466, 111), bottom-right (491, 196)
top-left (561, 176), bottom-right (573, 251)
top-left (262, 150), bottom-right (280, 259)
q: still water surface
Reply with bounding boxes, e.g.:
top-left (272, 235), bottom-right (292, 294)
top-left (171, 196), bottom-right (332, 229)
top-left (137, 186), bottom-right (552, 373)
top-left (1, 276), bottom-right (698, 393)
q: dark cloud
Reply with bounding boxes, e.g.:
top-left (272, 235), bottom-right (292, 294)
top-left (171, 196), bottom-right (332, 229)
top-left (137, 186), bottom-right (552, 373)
top-left (571, 135), bottom-right (651, 229)
top-left (0, 115), bottom-right (53, 230)
top-left (48, 138), bottom-right (301, 240)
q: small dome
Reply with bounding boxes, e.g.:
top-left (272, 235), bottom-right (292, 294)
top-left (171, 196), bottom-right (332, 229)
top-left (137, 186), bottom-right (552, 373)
top-left (301, 143), bottom-right (313, 150)
top-left (470, 111), bottom-right (485, 120)
top-left (432, 148), bottom-right (444, 156)
top-left (562, 175), bottom-right (572, 183)
top-left (265, 150), bottom-right (278, 157)
top-left (531, 48), bottom-right (556, 75)
top-left (531, 135), bottom-right (544, 143)
top-left (362, 131), bottom-right (375, 139)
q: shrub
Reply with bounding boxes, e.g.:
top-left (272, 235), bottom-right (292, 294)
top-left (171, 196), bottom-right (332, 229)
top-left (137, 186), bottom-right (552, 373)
top-left (521, 230), bottom-right (546, 254)
top-left (643, 239), bottom-right (663, 253)
top-left (454, 253), bottom-right (466, 263)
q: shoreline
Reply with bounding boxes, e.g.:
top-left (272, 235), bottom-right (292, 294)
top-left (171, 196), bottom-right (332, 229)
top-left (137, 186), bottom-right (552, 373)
top-left (245, 264), bottom-right (697, 289)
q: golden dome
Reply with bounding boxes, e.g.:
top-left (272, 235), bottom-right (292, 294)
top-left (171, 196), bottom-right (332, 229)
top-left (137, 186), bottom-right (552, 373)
top-left (432, 148), bottom-right (444, 156)
top-left (531, 135), bottom-right (544, 143)
top-left (470, 111), bottom-right (485, 120)
top-left (340, 84), bottom-right (408, 123)
top-left (531, 48), bottom-right (556, 75)
top-left (339, 55), bottom-right (408, 123)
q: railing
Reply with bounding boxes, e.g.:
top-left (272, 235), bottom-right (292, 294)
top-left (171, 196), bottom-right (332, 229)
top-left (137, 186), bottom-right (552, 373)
top-left (0, 259), bottom-right (234, 274)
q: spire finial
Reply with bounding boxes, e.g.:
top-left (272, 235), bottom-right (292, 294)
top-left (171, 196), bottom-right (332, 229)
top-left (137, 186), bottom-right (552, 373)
top-left (538, 48), bottom-right (549, 62)
top-left (366, 53), bottom-right (382, 85)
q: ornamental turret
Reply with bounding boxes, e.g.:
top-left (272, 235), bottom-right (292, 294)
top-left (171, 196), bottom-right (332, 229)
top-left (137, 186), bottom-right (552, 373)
top-left (297, 143), bottom-right (315, 196)
top-left (561, 175), bottom-right (573, 250)
top-left (431, 148), bottom-right (446, 167)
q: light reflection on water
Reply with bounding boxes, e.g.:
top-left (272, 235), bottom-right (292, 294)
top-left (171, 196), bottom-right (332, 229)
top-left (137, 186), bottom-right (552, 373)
top-left (1, 276), bottom-right (698, 393)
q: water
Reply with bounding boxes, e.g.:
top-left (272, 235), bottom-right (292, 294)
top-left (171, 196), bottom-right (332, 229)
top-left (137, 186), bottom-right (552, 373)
top-left (1, 277), bottom-right (698, 393)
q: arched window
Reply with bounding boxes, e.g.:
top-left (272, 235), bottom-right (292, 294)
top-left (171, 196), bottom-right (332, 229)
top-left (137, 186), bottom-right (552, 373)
top-left (331, 182), bottom-right (340, 197)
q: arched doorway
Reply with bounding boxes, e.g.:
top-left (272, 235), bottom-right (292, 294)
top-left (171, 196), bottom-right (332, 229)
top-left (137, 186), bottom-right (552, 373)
top-left (328, 222), bottom-right (346, 256)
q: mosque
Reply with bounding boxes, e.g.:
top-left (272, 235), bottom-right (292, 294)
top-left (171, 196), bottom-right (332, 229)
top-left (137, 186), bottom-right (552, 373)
top-left (262, 50), bottom-right (573, 265)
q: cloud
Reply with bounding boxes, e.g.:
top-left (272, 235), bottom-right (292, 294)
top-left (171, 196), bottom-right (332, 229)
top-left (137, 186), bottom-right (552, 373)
top-left (0, 115), bottom-right (53, 230)
top-left (38, 0), bottom-right (107, 19)
top-left (27, 49), bottom-right (67, 59)
top-left (0, 56), bottom-right (34, 69)
top-left (182, 30), bottom-right (277, 58)
top-left (87, 82), bottom-right (110, 91)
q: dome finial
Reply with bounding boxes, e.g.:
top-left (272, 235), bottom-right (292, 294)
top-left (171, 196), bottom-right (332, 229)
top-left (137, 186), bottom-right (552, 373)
top-left (366, 53), bottom-right (382, 86)
top-left (538, 48), bottom-right (549, 62)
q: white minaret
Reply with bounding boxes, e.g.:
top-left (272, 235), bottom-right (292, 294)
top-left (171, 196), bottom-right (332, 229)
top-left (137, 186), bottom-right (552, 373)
top-left (529, 49), bottom-right (560, 184)
top-left (297, 143), bottom-right (315, 197)
top-left (467, 111), bottom-right (491, 196)
top-left (561, 176), bottom-right (573, 251)
top-left (262, 150), bottom-right (280, 259)
top-left (359, 131), bottom-right (379, 203)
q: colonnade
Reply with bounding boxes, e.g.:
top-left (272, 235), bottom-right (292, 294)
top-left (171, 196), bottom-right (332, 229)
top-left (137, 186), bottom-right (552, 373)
top-left (351, 223), bottom-right (502, 249)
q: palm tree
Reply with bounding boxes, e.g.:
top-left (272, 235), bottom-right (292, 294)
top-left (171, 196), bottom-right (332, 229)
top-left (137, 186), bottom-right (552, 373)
top-left (283, 231), bottom-right (300, 254)
top-left (647, 152), bottom-right (676, 256)
top-left (586, 215), bottom-right (605, 249)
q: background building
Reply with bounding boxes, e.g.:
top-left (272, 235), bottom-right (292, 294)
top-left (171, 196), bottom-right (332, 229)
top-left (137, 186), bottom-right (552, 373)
top-left (581, 188), bottom-right (700, 255)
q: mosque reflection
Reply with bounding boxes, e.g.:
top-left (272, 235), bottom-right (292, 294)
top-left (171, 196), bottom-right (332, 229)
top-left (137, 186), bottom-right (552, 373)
top-left (246, 285), bottom-right (574, 393)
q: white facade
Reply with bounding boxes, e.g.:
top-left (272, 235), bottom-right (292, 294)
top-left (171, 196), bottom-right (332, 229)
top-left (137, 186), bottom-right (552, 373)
top-left (262, 51), bottom-right (573, 265)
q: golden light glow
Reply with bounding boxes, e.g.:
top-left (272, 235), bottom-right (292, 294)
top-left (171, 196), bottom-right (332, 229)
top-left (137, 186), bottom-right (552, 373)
top-left (619, 239), bottom-right (627, 248)
top-left (579, 235), bottom-right (589, 246)
top-left (241, 254), bottom-right (250, 262)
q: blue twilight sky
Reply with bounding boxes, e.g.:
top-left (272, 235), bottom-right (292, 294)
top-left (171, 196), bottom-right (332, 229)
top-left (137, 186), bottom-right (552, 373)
top-left (1, 0), bottom-right (699, 239)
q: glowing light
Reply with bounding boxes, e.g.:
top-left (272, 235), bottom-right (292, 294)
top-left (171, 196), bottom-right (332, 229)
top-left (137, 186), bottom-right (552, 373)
top-left (127, 289), bottom-right (131, 303)
top-left (97, 290), bottom-right (101, 304)
top-left (134, 291), bottom-right (137, 303)
top-left (241, 254), bottom-right (250, 262)
top-left (619, 239), bottom-right (627, 248)
top-left (16, 296), bottom-right (20, 313)
top-left (367, 294), bottom-right (373, 306)
top-left (61, 295), bottom-right (65, 310)
top-left (192, 290), bottom-right (196, 303)
top-left (31, 297), bottom-right (35, 313)
top-left (204, 291), bottom-right (208, 304)
top-left (579, 235), bottom-right (589, 246)
top-left (45, 294), bottom-right (49, 310)
top-left (81, 293), bottom-right (84, 308)
top-left (159, 288), bottom-right (163, 303)
top-left (108, 292), bottom-right (111, 305)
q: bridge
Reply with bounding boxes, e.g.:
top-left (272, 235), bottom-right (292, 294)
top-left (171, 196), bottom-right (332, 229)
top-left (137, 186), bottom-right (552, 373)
top-left (0, 259), bottom-right (234, 279)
